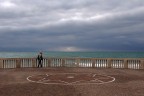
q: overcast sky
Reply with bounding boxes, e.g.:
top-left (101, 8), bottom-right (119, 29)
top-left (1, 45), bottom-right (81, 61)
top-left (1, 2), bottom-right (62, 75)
top-left (0, 0), bottom-right (144, 52)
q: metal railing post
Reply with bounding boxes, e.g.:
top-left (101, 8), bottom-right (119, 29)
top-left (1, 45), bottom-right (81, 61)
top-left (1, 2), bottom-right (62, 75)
top-left (92, 58), bottom-right (95, 68)
top-left (124, 59), bottom-right (128, 69)
top-left (48, 58), bottom-right (51, 67)
top-left (108, 58), bottom-right (112, 68)
top-left (62, 58), bottom-right (65, 67)
top-left (32, 58), bottom-right (36, 68)
top-left (0, 59), bottom-right (3, 68)
top-left (140, 60), bottom-right (144, 69)
top-left (16, 59), bottom-right (21, 68)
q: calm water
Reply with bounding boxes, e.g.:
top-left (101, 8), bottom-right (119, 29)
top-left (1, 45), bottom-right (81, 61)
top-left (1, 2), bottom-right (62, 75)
top-left (0, 52), bottom-right (144, 58)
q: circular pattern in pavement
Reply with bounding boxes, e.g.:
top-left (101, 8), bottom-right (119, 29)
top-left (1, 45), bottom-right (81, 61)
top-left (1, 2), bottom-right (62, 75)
top-left (27, 73), bottom-right (115, 85)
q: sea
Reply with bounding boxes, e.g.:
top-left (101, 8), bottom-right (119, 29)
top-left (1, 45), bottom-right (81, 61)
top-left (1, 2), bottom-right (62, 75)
top-left (0, 51), bottom-right (144, 58)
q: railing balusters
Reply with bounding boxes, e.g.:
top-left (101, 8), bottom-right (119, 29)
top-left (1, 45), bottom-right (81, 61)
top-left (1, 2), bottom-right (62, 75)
top-left (0, 58), bottom-right (143, 70)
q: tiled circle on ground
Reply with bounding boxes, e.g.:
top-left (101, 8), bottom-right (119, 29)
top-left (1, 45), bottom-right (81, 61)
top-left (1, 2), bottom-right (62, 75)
top-left (27, 73), bottom-right (115, 85)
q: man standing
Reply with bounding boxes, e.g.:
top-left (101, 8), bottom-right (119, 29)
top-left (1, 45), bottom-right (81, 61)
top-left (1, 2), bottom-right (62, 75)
top-left (37, 52), bottom-right (43, 68)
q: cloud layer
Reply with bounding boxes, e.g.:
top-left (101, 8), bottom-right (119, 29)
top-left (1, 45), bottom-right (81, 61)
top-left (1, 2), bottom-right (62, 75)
top-left (0, 0), bottom-right (144, 51)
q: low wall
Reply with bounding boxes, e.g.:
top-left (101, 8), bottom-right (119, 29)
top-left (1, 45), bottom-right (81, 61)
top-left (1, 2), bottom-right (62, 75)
top-left (0, 58), bottom-right (144, 70)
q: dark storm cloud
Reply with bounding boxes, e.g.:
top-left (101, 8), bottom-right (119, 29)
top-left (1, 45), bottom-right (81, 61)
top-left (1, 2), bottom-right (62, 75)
top-left (0, 0), bottom-right (144, 51)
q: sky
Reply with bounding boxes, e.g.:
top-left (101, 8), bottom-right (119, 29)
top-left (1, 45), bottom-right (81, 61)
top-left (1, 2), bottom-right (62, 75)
top-left (0, 0), bottom-right (144, 52)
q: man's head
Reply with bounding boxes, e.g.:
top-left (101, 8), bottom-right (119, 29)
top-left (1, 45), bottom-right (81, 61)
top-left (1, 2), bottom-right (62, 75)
top-left (39, 51), bottom-right (42, 55)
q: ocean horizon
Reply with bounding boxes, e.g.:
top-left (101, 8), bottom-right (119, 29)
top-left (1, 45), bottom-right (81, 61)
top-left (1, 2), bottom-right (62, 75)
top-left (0, 51), bottom-right (144, 58)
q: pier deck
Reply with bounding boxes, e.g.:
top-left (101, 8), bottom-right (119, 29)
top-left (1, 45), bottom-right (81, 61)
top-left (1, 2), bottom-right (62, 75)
top-left (0, 68), bottom-right (144, 96)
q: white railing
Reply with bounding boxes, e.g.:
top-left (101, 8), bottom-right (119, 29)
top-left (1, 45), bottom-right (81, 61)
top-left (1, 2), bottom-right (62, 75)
top-left (0, 58), bottom-right (144, 70)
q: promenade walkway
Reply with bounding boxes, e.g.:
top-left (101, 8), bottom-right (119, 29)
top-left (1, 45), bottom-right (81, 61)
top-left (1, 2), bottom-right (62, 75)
top-left (0, 68), bottom-right (144, 96)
